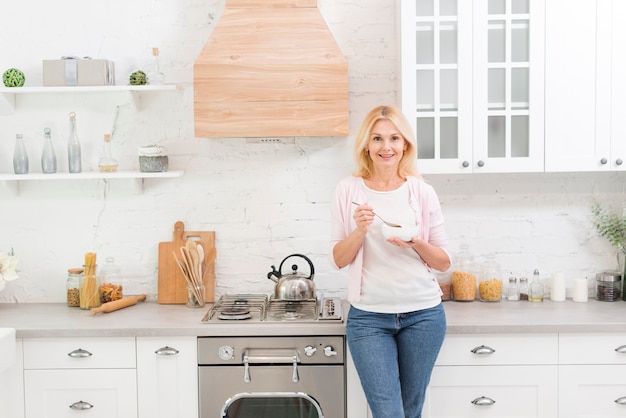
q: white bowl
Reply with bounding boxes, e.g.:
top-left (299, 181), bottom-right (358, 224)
top-left (381, 223), bottom-right (420, 241)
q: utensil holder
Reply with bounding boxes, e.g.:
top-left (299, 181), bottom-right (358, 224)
top-left (187, 283), bottom-right (206, 308)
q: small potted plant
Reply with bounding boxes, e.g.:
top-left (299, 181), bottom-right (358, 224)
top-left (590, 202), bottom-right (626, 274)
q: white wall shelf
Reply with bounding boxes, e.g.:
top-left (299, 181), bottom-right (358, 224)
top-left (0, 84), bottom-right (178, 113)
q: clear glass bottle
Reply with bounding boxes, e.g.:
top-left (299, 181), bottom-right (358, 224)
top-left (451, 242), bottom-right (478, 302)
top-left (67, 112), bottom-right (82, 173)
top-left (13, 133), bottom-right (29, 174)
top-left (519, 276), bottom-right (529, 301)
top-left (479, 254), bottom-right (503, 302)
top-left (41, 128), bottom-right (57, 174)
top-left (506, 277), bottom-right (519, 301)
top-left (529, 268), bottom-right (544, 302)
top-left (148, 47), bottom-right (165, 85)
top-left (66, 268), bottom-right (83, 307)
top-left (98, 134), bottom-right (118, 172)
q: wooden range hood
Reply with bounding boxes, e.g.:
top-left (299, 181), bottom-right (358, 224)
top-left (193, 0), bottom-right (348, 138)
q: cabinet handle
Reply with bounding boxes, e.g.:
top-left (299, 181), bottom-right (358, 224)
top-left (615, 345), bottom-right (626, 354)
top-left (462, 161), bottom-right (470, 168)
top-left (67, 348), bottom-right (92, 358)
top-left (470, 345), bottom-right (496, 355)
top-left (615, 396), bottom-right (626, 405)
top-left (477, 160), bottom-right (485, 167)
top-left (69, 400), bottom-right (94, 410)
top-left (616, 159), bottom-right (623, 166)
top-left (600, 157), bottom-right (608, 165)
top-left (471, 396), bottom-right (496, 406)
top-left (155, 346), bottom-right (179, 356)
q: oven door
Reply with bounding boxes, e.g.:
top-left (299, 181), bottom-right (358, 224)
top-left (199, 365), bottom-right (344, 418)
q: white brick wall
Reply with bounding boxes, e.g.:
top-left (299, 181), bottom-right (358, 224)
top-left (0, 0), bottom-right (623, 303)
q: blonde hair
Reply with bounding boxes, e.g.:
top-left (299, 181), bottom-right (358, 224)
top-left (352, 105), bottom-right (420, 179)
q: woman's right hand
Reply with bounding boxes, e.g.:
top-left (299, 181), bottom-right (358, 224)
top-left (353, 202), bottom-right (375, 234)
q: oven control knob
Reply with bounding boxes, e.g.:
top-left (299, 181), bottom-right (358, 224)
top-left (304, 345), bottom-right (317, 357)
top-left (324, 346), bottom-right (338, 357)
top-left (218, 345), bottom-right (235, 360)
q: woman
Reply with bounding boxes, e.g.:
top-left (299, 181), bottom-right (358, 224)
top-left (329, 105), bottom-right (450, 418)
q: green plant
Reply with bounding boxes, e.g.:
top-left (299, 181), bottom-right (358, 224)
top-left (591, 203), bottom-right (626, 254)
top-left (2, 68), bottom-right (25, 87)
top-left (129, 70), bottom-right (147, 86)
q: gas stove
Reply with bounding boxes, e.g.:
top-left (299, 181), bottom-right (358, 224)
top-left (200, 293), bottom-right (343, 323)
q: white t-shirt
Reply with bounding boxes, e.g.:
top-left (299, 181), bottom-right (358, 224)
top-left (351, 181), bottom-right (442, 313)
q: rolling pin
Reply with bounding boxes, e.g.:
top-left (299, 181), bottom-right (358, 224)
top-left (91, 295), bottom-right (146, 315)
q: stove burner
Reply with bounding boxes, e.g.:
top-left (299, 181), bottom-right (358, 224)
top-left (218, 310), bottom-right (252, 320)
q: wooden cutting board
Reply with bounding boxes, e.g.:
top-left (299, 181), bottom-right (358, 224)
top-left (158, 221), bottom-right (216, 304)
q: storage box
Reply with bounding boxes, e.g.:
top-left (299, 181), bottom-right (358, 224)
top-left (43, 57), bottom-right (115, 86)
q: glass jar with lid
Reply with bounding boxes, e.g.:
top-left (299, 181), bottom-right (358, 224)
top-left (99, 256), bottom-right (123, 303)
top-left (479, 254), bottom-right (503, 302)
top-left (451, 243), bottom-right (478, 302)
top-left (595, 271), bottom-right (622, 301)
top-left (66, 268), bottom-right (83, 307)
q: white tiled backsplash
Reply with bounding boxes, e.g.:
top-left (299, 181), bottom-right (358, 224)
top-left (0, 0), bottom-right (624, 303)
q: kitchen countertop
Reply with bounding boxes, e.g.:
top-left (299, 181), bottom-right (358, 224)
top-left (0, 299), bottom-right (625, 338)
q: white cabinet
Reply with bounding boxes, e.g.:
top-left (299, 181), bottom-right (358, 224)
top-left (558, 333), bottom-right (626, 417)
top-left (399, 0), bottom-right (545, 174)
top-left (545, 0), bottom-right (626, 172)
top-left (424, 333), bottom-right (558, 418)
top-left (22, 337), bottom-right (137, 418)
top-left (136, 336), bottom-right (198, 418)
top-left (0, 338), bottom-right (24, 418)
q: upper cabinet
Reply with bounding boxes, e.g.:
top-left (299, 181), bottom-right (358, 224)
top-left (399, 0), bottom-right (545, 174)
top-left (545, 0), bottom-right (626, 172)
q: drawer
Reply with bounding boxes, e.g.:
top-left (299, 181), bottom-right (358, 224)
top-left (559, 333), bottom-right (626, 365)
top-left (559, 365), bottom-right (626, 417)
top-left (24, 369), bottom-right (137, 418)
top-left (436, 334), bottom-right (558, 366)
top-left (23, 337), bottom-right (136, 369)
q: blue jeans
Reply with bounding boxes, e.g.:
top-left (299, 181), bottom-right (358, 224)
top-left (347, 304), bottom-right (446, 418)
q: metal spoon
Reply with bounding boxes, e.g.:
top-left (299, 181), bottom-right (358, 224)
top-left (351, 201), bottom-right (402, 228)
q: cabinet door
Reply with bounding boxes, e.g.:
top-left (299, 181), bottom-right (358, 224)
top-left (0, 338), bottom-right (24, 418)
top-left (424, 365), bottom-right (558, 418)
top-left (559, 333), bottom-right (626, 365)
top-left (24, 369), bottom-right (137, 418)
top-left (559, 365), bottom-right (626, 418)
top-left (136, 336), bottom-right (198, 418)
top-left (545, 0), bottom-right (626, 172)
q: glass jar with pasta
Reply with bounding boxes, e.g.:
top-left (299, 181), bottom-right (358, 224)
top-left (451, 243), bottom-right (478, 302)
top-left (479, 254), bottom-right (503, 302)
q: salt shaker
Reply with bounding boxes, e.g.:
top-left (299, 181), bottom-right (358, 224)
top-left (506, 277), bottom-right (519, 301)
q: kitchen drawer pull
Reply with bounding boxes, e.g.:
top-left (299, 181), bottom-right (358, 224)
top-left (155, 346), bottom-right (179, 356)
top-left (471, 396), bottom-right (496, 406)
top-left (471, 345), bottom-right (496, 355)
top-left (615, 396), bottom-right (626, 405)
top-left (67, 348), bottom-right (92, 358)
top-left (615, 345), bottom-right (626, 354)
top-left (69, 400), bottom-right (94, 410)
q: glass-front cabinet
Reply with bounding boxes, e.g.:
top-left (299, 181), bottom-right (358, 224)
top-left (399, 0), bottom-right (545, 174)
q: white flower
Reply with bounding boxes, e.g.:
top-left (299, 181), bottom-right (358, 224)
top-left (0, 249), bottom-right (19, 292)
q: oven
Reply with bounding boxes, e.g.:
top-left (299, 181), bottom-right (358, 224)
top-left (198, 294), bottom-right (345, 418)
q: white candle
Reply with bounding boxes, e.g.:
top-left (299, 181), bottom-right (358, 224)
top-left (572, 278), bottom-right (588, 302)
top-left (551, 272), bottom-right (566, 302)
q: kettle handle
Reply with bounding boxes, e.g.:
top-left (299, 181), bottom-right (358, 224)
top-left (278, 254), bottom-right (315, 280)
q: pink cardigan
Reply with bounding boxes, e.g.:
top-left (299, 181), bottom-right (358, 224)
top-left (329, 176), bottom-right (449, 302)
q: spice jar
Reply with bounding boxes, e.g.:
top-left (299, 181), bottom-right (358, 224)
top-left (519, 276), bottom-right (529, 301)
top-left (595, 271), bottom-right (622, 302)
top-left (66, 268), bottom-right (83, 307)
top-left (451, 243), bottom-right (478, 302)
top-left (479, 254), bottom-right (502, 302)
top-left (506, 277), bottom-right (519, 301)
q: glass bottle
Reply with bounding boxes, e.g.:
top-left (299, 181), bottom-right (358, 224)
top-left (529, 268), bottom-right (544, 302)
top-left (66, 268), bottom-right (83, 307)
top-left (519, 276), bottom-right (529, 301)
top-left (451, 242), bottom-right (478, 302)
top-left (98, 134), bottom-right (118, 172)
top-left (479, 254), bottom-right (503, 302)
top-left (506, 277), bottom-right (519, 301)
top-left (67, 112), bottom-right (82, 173)
top-left (41, 128), bottom-right (57, 174)
top-left (13, 133), bottom-right (29, 174)
top-left (148, 47), bottom-right (165, 85)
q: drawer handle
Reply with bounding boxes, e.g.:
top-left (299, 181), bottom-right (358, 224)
top-left (69, 400), bottom-right (94, 410)
top-left (471, 345), bottom-right (496, 355)
top-left (471, 396), bottom-right (496, 406)
top-left (155, 346), bottom-right (179, 356)
top-left (67, 348), bottom-right (92, 358)
top-left (615, 396), bottom-right (626, 405)
top-left (615, 345), bottom-right (626, 354)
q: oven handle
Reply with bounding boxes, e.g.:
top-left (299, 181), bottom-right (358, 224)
top-left (220, 392), bottom-right (324, 418)
top-left (243, 349), bottom-right (300, 383)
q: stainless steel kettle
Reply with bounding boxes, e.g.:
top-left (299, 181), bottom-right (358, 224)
top-left (267, 253), bottom-right (316, 300)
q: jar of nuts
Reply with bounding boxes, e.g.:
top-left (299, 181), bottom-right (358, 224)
top-left (66, 268), bottom-right (83, 307)
top-left (479, 254), bottom-right (503, 302)
top-left (451, 243), bottom-right (478, 302)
